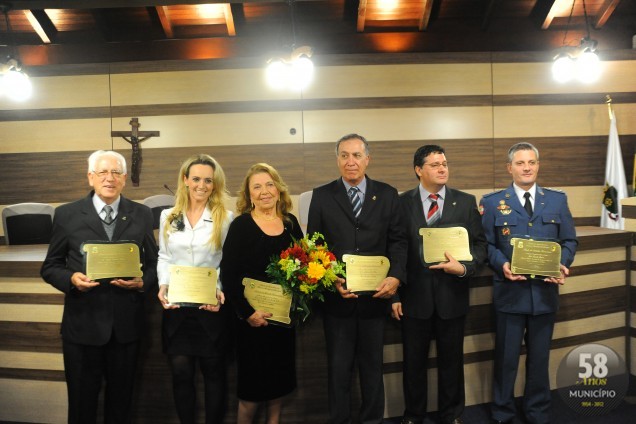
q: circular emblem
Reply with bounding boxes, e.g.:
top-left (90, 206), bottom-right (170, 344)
top-left (556, 343), bottom-right (628, 416)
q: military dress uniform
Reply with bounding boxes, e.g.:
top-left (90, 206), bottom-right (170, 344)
top-left (479, 184), bottom-right (577, 424)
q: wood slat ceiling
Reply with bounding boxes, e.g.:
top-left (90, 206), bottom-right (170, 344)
top-left (0, 0), bottom-right (634, 67)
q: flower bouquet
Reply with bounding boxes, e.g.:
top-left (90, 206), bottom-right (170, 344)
top-left (266, 232), bottom-right (345, 323)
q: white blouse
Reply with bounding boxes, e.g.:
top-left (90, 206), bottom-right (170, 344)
top-left (157, 207), bottom-right (233, 289)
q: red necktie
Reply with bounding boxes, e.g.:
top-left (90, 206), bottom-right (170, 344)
top-left (427, 193), bottom-right (439, 224)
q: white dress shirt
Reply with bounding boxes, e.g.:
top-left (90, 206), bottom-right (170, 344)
top-left (513, 183), bottom-right (536, 210)
top-left (92, 194), bottom-right (121, 220)
top-left (157, 207), bottom-right (233, 290)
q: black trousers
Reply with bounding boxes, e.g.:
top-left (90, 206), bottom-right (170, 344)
top-left (63, 335), bottom-right (139, 424)
top-left (323, 313), bottom-right (386, 424)
top-left (401, 313), bottom-right (466, 424)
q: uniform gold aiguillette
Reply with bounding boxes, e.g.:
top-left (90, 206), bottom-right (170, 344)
top-left (82, 241), bottom-right (143, 281)
top-left (168, 265), bottom-right (218, 306)
top-left (510, 238), bottom-right (562, 278)
top-left (342, 254), bottom-right (390, 293)
top-left (419, 227), bottom-right (473, 264)
top-left (242, 278), bottom-right (292, 325)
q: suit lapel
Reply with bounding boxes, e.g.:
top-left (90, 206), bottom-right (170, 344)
top-left (112, 196), bottom-right (132, 240)
top-left (504, 185), bottom-right (526, 218)
top-left (334, 179), bottom-right (355, 219)
top-left (408, 188), bottom-right (427, 228)
top-left (532, 185), bottom-right (546, 220)
top-left (359, 177), bottom-right (377, 219)
top-left (439, 188), bottom-right (455, 224)
top-left (80, 193), bottom-right (109, 239)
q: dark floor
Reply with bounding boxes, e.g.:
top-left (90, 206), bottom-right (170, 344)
top-left (385, 379), bottom-right (636, 424)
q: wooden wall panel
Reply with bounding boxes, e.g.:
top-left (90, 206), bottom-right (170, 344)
top-left (110, 69), bottom-right (297, 105)
top-left (111, 112), bottom-right (305, 149)
top-left (494, 105), bottom-right (622, 138)
top-left (0, 379), bottom-right (67, 423)
top-left (305, 63), bottom-right (493, 98)
top-left (0, 75), bottom-right (110, 111)
top-left (303, 107), bottom-right (494, 143)
top-left (493, 60), bottom-right (636, 95)
top-left (0, 119), bottom-right (113, 153)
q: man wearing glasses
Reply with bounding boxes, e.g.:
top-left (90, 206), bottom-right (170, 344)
top-left (41, 150), bottom-right (158, 424)
top-left (392, 145), bottom-right (487, 424)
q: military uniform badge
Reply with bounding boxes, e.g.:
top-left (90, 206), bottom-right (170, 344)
top-left (497, 200), bottom-right (512, 215)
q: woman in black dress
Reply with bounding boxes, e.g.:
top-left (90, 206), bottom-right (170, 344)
top-left (220, 163), bottom-right (303, 424)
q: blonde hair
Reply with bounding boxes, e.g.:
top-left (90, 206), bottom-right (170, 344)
top-left (236, 163), bottom-right (293, 223)
top-left (163, 154), bottom-right (230, 250)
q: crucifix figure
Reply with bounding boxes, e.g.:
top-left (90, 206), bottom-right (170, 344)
top-left (111, 118), bottom-right (160, 187)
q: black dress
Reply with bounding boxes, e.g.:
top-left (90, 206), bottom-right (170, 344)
top-left (220, 213), bottom-right (304, 402)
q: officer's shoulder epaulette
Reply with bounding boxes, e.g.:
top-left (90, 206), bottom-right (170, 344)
top-left (543, 187), bottom-right (564, 193)
top-left (482, 189), bottom-right (504, 198)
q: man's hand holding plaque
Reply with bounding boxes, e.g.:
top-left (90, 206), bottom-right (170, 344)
top-left (419, 227), bottom-right (473, 265)
top-left (242, 278), bottom-right (293, 326)
top-left (341, 254), bottom-right (390, 294)
top-left (168, 265), bottom-right (219, 307)
top-left (509, 237), bottom-right (562, 279)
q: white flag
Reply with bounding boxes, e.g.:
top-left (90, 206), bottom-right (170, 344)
top-left (600, 110), bottom-right (628, 229)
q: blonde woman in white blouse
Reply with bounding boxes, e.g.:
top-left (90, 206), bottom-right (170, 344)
top-left (157, 154), bottom-right (233, 424)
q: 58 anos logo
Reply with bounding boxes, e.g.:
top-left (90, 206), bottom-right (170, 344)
top-left (557, 343), bottom-right (628, 416)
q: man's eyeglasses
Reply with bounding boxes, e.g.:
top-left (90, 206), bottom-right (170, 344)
top-left (423, 162), bottom-right (448, 170)
top-left (93, 169), bottom-right (124, 178)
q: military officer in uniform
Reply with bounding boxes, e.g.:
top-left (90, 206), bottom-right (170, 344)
top-left (479, 142), bottom-right (577, 424)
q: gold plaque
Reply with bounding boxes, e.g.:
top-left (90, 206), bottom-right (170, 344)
top-left (419, 227), bottom-right (473, 264)
top-left (168, 265), bottom-right (218, 306)
top-left (82, 242), bottom-right (142, 281)
top-left (341, 254), bottom-right (390, 293)
top-left (510, 238), bottom-right (562, 278)
top-left (242, 278), bottom-right (292, 325)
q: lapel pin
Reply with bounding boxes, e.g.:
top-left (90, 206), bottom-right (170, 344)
top-left (122, 216), bottom-right (127, 221)
top-left (372, 196), bottom-right (377, 201)
top-left (452, 201), bottom-right (457, 206)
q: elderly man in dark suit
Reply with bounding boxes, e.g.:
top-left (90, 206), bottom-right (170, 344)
top-left (307, 133), bottom-right (407, 424)
top-left (392, 145), bottom-right (487, 424)
top-left (479, 142), bottom-right (577, 424)
top-left (41, 150), bottom-right (158, 424)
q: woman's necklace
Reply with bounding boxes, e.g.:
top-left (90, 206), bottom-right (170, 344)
top-left (252, 211), bottom-right (278, 221)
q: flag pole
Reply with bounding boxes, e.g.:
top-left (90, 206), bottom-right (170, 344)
top-left (606, 94), bottom-right (613, 120)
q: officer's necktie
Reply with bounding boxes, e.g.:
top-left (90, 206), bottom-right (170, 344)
top-left (523, 192), bottom-right (533, 217)
top-left (427, 193), bottom-right (440, 225)
top-left (348, 186), bottom-right (362, 218)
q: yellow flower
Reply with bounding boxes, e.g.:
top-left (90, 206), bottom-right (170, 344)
top-left (310, 250), bottom-right (330, 266)
top-left (307, 261), bottom-right (326, 280)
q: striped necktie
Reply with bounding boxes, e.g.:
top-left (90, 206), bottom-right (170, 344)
top-left (348, 186), bottom-right (362, 218)
top-left (427, 193), bottom-right (440, 225)
top-left (103, 205), bottom-right (114, 224)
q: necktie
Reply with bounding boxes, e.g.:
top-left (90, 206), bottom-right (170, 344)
top-left (348, 187), bottom-right (362, 218)
top-left (103, 205), bottom-right (114, 224)
top-left (427, 193), bottom-right (440, 225)
top-left (523, 192), bottom-right (533, 217)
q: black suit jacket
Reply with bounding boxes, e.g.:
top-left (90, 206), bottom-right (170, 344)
top-left (397, 186), bottom-right (487, 319)
top-left (307, 176), bottom-right (407, 318)
top-left (41, 192), bottom-right (158, 346)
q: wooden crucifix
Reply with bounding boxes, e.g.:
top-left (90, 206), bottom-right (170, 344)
top-left (111, 118), bottom-right (160, 187)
